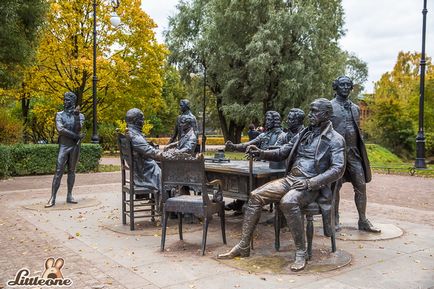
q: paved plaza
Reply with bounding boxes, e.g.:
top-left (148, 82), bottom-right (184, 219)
top-left (0, 163), bottom-right (433, 289)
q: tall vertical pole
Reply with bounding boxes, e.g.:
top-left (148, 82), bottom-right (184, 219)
top-left (91, 0), bottom-right (99, 144)
top-left (415, 0), bottom-right (427, 168)
top-left (201, 64), bottom-right (207, 152)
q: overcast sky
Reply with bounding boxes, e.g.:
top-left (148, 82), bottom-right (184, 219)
top-left (141, 0), bottom-right (434, 93)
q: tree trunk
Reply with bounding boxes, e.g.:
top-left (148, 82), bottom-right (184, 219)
top-left (235, 124), bottom-right (244, 143)
top-left (20, 84), bottom-right (31, 143)
top-left (214, 90), bottom-right (245, 143)
top-left (215, 94), bottom-right (229, 140)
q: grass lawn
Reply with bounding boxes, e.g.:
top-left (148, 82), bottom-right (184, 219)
top-left (97, 164), bottom-right (121, 172)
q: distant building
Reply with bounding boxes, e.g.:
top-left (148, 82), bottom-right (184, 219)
top-left (357, 93), bottom-right (371, 128)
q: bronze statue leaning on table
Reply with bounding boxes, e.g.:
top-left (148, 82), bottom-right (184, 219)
top-left (164, 114), bottom-right (198, 156)
top-left (168, 99), bottom-right (198, 145)
top-left (224, 111), bottom-right (285, 213)
top-left (218, 98), bottom-right (346, 272)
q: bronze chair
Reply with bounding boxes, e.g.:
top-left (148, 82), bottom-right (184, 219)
top-left (274, 182), bottom-right (338, 260)
top-left (160, 154), bottom-right (226, 255)
top-left (118, 132), bottom-right (160, 231)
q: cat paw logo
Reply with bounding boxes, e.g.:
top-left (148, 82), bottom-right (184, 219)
top-left (7, 257), bottom-right (73, 287)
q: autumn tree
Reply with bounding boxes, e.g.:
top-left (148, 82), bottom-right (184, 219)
top-left (9, 0), bottom-right (167, 143)
top-left (365, 51), bottom-right (434, 158)
top-left (165, 0), bottom-right (367, 142)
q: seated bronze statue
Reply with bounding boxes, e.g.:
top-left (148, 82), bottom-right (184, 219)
top-left (125, 108), bottom-right (163, 196)
top-left (217, 98), bottom-right (346, 272)
top-left (224, 111), bottom-right (285, 213)
top-left (225, 110), bottom-right (284, 152)
top-left (275, 108), bottom-right (305, 145)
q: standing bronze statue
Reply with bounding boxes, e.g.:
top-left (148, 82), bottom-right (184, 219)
top-left (218, 98), bottom-right (345, 272)
top-left (330, 76), bottom-right (380, 233)
top-left (276, 108), bottom-right (305, 145)
top-left (126, 108), bottom-right (163, 193)
top-left (169, 99), bottom-right (198, 145)
top-left (46, 92), bottom-right (84, 208)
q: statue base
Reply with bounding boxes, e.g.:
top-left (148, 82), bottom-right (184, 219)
top-left (336, 223), bottom-right (403, 241)
top-left (23, 198), bottom-right (100, 211)
top-left (217, 248), bottom-right (351, 274)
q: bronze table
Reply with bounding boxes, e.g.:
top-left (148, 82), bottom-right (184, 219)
top-left (205, 160), bottom-right (286, 201)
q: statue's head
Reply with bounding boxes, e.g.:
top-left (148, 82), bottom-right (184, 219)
top-left (125, 108), bottom-right (144, 130)
top-left (180, 99), bottom-right (190, 113)
top-left (308, 98), bottom-right (333, 127)
top-left (332, 75), bottom-right (353, 99)
top-left (287, 108), bottom-right (305, 131)
top-left (264, 111), bottom-right (281, 130)
top-left (63, 91), bottom-right (77, 110)
top-left (179, 115), bottom-right (194, 133)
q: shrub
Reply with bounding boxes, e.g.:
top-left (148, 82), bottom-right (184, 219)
top-left (147, 137), bottom-right (170, 145)
top-left (98, 123), bottom-right (118, 152)
top-left (425, 132), bottom-right (434, 158)
top-left (146, 136), bottom-right (250, 146)
top-left (0, 108), bottom-right (23, 144)
top-left (0, 145), bottom-right (12, 178)
top-left (0, 143), bottom-right (102, 178)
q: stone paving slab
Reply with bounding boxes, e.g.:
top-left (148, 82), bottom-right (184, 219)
top-left (0, 172), bottom-right (433, 289)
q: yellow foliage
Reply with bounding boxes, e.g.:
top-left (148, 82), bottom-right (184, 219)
top-left (115, 119), bottom-right (152, 136)
top-left (16, 0), bottom-right (168, 140)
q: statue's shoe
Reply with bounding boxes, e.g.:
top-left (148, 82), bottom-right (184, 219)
top-left (217, 244), bottom-right (250, 259)
top-left (44, 200), bottom-right (55, 208)
top-left (290, 253), bottom-right (307, 272)
top-left (358, 219), bottom-right (381, 233)
top-left (66, 197), bottom-right (78, 204)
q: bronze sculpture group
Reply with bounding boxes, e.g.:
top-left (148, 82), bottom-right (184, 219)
top-left (46, 76), bottom-right (380, 272)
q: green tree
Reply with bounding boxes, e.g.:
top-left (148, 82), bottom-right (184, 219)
top-left (166, 0), bottom-right (367, 142)
top-left (365, 51), bottom-right (434, 158)
top-left (151, 65), bottom-right (187, 136)
top-left (0, 0), bottom-right (47, 88)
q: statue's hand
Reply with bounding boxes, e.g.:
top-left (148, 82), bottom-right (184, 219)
top-left (73, 105), bottom-right (81, 116)
top-left (163, 142), bottom-right (175, 151)
top-left (245, 145), bottom-right (261, 159)
top-left (292, 179), bottom-right (308, 190)
top-left (225, 140), bottom-right (234, 151)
